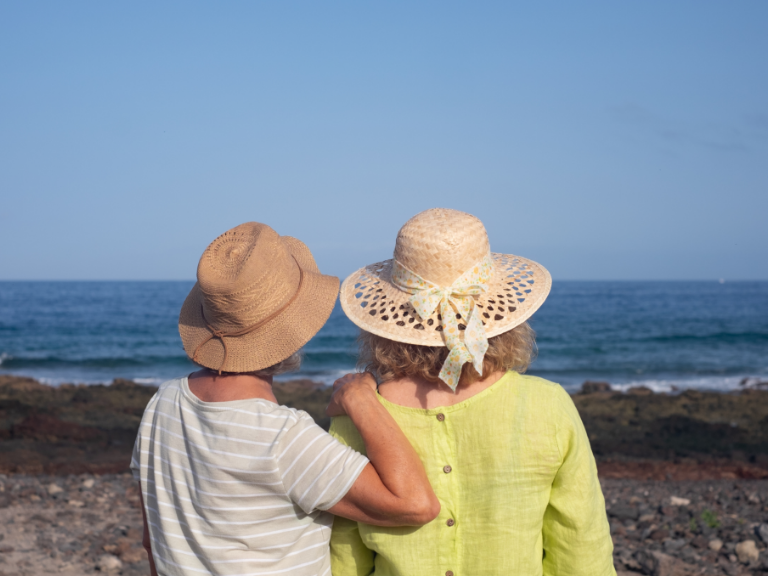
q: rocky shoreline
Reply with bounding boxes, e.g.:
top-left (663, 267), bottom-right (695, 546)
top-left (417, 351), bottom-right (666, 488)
top-left (608, 479), bottom-right (768, 575)
top-left (1, 375), bottom-right (768, 574)
top-left (2, 374), bottom-right (767, 478)
top-left (0, 375), bottom-right (334, 476)
top-left (0, 474), bottom-right (766, 575)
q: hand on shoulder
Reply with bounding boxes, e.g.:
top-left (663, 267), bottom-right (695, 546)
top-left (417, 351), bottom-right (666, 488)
top-left (326, 373), bottom-right (378, 417)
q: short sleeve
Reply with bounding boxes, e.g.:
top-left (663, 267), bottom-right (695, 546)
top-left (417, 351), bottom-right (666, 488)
top-left (130, 427), bottom-right (142, 482)
top-left (542, 387), bottom-right (616, 576)
top-left (276, 413), bottom-right (369, 514)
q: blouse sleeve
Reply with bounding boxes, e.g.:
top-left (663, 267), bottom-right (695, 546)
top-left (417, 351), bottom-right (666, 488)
top-left (328, 416), bottom-right (376, 576)
top-left (542, 387), bottom-right (616, 576)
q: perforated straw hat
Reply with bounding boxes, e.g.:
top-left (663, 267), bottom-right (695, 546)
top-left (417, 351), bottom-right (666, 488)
top-left (179, 222), bottom-right (339, 373)
top-left (341, 208), bottom-right (551, 386)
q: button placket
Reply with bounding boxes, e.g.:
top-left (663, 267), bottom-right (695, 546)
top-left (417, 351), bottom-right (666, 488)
top-left (434, 409), bottom-right (457, 576)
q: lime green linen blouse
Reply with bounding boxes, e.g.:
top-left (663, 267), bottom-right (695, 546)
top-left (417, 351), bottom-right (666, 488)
top-left (329, 371), bottom-right (616, 576)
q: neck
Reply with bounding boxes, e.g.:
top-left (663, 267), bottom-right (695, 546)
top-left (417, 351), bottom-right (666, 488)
top-left (378, 370), bottom-right (505, 410)
top-left (187, 369), bottom-right (278, 403)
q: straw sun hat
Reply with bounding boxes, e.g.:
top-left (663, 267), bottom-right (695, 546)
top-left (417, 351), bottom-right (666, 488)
top-left (341, 208), bottom-right (551, 387)
top-left (179, 222), bottom-right (339, 373)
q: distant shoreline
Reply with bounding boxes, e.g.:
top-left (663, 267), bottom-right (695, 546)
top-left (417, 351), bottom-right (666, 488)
top-left (1, 368), bottom-right (765, 396)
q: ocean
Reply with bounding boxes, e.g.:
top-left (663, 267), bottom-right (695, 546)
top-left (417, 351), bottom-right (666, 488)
top-left (0, 281), bottom-right (766, 393)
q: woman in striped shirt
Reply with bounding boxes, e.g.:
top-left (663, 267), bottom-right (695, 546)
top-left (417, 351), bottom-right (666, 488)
top-left (131, 222), bottom-right (439, 576)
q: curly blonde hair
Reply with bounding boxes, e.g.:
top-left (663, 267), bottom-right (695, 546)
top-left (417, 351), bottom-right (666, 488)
top-left (358, 323), bottom-right (536, 386)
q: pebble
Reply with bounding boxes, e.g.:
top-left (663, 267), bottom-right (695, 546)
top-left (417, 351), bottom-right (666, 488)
top-left (97, 553), bottom-right (124, 571)
top-left (82, 478), bottom-right (96, 489)
top-left (47, 483), bottom-right (63, 495)
top-left (735, 540), bottom-right (759, 564)
top-left (756, 523), bottom-right (768, 544)
top-left (669, 496), bottom-right (691, 506)
top-left (709, 538), bottom-right (724, 552)
top-left (609, 504), bottom-right (639, 520)
top-left (663, 538), bottom-right (686, 552)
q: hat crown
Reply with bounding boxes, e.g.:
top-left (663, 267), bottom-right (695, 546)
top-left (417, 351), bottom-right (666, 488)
top-left (394, 208), bottom-right (490, 286)
top-left (197, 222), bottom-right (300, 330)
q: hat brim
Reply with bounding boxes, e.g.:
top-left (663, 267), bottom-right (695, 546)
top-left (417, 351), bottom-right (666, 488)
top-left (340, 253), bottom-right (551, 346)
top-left (179, 238), bottom-right (339, 373)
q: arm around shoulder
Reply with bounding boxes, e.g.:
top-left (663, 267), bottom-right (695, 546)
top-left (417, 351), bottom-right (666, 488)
top-left (325, 373), bottom-right (440, 527)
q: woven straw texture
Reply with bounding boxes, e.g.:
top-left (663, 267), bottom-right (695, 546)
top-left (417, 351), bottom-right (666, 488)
top-left (340, 208), bottom-right (551, 346)
top-left (179, 222), bottom-right (339, 373)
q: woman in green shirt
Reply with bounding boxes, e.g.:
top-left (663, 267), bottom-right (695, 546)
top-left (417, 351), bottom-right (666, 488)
top-left (329, 208), bottom-right (616, 576)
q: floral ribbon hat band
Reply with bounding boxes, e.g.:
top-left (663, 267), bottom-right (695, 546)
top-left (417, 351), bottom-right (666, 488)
top-left (391, 253), bottom-right (494, 390)
top-left (340, 208), bottom-right (552, 391)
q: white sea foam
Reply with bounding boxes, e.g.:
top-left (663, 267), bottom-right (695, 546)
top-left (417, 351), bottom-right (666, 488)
top-left (608, 375), bottom-right (757, 394)
top-left (275, 370), bottom-right (351, 387)
top-left (23, 375), bottom-right (111, 387)
top-left (0, 371), bottom-right (167, 388)
top-left (3, 366), bottom-right (765, 394)
top-left (0, 352), bottom-right (11, 367)
top-left (133, 377), bottom-right (167, 386)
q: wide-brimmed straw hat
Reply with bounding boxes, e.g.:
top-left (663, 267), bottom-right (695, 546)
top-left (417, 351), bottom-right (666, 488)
top-left (179, 222), bottom-right (339, 373)
top-left (341, 208), bottom-right (551, 389)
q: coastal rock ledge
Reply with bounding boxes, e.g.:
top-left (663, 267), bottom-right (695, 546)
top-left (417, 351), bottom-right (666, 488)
top-left (1, 374), bottom-right (768, 479)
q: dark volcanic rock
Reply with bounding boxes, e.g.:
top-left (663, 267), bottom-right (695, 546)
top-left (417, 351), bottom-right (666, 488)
top-left (581, 381), bottom-right (613, 394)
top-left (756, 523), bottom-right (768, 544)
top-left (573, 387), bottom-right (768, 469)
top-left (0, 375), bottom-right (335, 474)
top-left (273, 379), bottom-right (333, 430)
top-left (3, 374), bottom-right (768, 479)
top-left (610, 504), bottom-right (640, 521)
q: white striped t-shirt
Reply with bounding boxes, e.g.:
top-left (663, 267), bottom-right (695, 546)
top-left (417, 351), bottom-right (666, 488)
top-left (130, 377), bottom-right (369, 576)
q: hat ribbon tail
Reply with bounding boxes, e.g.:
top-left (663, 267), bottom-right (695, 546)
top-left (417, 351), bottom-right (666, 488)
top-left (392, 253), bottom-right (494, 391)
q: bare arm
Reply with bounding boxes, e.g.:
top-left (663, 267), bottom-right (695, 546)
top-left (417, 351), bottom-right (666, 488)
top-left (326, 373), bottom-right (440, 526)
top-left (138, 486), bottom-right (159, 576)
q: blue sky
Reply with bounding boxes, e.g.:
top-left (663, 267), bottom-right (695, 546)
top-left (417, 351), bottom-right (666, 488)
top-left (1, 1), bottom-right (766, 280)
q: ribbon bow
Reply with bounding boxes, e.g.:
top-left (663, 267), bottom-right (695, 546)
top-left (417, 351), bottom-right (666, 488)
top-left (391, 254), bottom-right (494, 391)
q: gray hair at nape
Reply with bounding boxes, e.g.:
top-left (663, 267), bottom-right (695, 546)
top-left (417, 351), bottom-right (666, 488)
top-left (252, 351), bottom-right (303, 377)
top-left (191, 350), bottom-right (303, 377)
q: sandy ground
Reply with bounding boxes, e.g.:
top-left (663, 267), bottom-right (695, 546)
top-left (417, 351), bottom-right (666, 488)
top-left (0, 474), bottom-right (148, 576)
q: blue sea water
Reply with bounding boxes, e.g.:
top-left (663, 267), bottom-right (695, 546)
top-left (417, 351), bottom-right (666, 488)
top-left (0, 281), bottom-right (766, 393)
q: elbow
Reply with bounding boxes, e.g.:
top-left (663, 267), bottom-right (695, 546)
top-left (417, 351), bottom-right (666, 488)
top-left (410, 494), bottom-right (441, 525)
